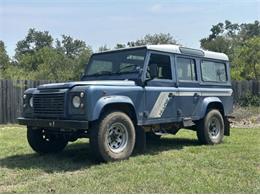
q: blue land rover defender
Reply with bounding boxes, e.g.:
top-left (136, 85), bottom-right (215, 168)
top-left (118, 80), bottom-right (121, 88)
top-left (18, 45), bottom-right (233, 162)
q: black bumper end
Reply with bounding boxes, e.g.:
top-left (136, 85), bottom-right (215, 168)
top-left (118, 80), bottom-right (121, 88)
top-left (17, 117), bottom-right (89, 130)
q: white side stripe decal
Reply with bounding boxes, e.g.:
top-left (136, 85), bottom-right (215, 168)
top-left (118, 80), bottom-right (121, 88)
top-left (148, 89), bottom-right (233, 118)
top-left (149, 92), bottom-right (171, 118)
top-left (177, 92), bottom-right (233, 96)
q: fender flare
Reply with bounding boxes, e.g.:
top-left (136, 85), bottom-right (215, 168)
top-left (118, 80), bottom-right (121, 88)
top-left (200, 97), bottom-right (224, 119)
top-left (91, 95), bottom-right (136, 121)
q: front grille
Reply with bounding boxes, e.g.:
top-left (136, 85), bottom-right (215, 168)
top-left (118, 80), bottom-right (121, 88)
top-left (33, 93), bottom-right (65, 118)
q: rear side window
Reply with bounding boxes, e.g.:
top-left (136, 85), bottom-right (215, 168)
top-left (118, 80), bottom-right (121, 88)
top-left (201, 60), bottom-right (227, 82)
top-left (177, 57), bottom-right (196, 81)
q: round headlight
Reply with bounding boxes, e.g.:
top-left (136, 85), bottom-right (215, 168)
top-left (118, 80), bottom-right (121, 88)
top-left (29, 97), bottom-right (33, 107)
top-left (72, 96), bottom-right (81, 108)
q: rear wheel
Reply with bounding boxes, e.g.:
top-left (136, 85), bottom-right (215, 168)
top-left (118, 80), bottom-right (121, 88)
top-left (90, 111), bottom-right (136, 162)
top-left (196, 109), bottom-right (224, 144)
top-left (27, 127), bottom-right (68, 154)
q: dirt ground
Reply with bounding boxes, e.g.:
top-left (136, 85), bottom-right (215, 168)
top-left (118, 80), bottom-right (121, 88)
top-left (231, 106), bottom-right (260, 128)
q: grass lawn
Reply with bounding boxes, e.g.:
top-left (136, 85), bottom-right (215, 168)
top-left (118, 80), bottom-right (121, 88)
top-left (0, 125), bottom-right (259, 193)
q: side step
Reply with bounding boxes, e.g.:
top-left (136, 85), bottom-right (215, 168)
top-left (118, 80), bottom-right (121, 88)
top-left (183, 117), bottom-right (195, 127)
top-left (153, 129), bottom-right (168, 136)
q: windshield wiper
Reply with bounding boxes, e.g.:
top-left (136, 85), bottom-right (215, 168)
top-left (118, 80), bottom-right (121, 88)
top-left (113, 70), bottom-right (139, 75)
top-left (119, 64), bottom-right (139, 72)
top-left (86, 70), bottom-right (139, 77)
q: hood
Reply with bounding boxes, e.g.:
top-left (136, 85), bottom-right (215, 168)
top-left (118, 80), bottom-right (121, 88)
top-left (37, 80), bottom-right (136, 90)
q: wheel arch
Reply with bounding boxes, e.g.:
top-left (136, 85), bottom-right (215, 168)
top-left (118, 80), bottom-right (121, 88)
top-left (199, 97), bottom-right (230, 136)
top-left (91, 96), bottom-right (137, 124)
top-left (200, 97), bottom-right (225, 119)
top-left (101, 103), bottom-right (137, 123)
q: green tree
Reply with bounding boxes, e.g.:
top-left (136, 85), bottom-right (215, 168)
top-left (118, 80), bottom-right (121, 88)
top-left (14, 28), bottom-right (54, 71)
top-left (127, 33), bottom-right (178, 47)
top-left (113, 33), bottom-right (178, 50)
top-left (15, 28), bottom-right (53, 57)
top-left (114, 43), bottom-right (126, 49)
top-left (232, 37), bottom-right (260, 80)
top-left (239, 20), bottom-right (260, 41)
top-left (0, 40), bottom-right (10, 78)
top-left (200, 20), bottom-right (260, 80)
top-left (200, 36), bottom-right (231, 54)
top-left (72, 47), bottom-right (93, 80)
top-left (32, 47), bottom-right (73, 81)
top-left (56, 35), bottom-right (87, 58)
top-left (98, 45), bottom-right (110, 52)
top-left (55, 35), bottom-right (92, 80)
top-left (200, 20), bottom-right (260, 55)
top-left (5, 28), bottom-right (92, 81)
top-left (200, 20), bottom-right (238, 60)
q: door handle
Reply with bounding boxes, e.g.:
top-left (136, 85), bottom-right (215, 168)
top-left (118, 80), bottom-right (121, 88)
top-left (168, 93), bottom-right (175, 98)
top-left (194, 93), bottom-right (200, 97)
top-left (193, 93), bottom-right (200, 102)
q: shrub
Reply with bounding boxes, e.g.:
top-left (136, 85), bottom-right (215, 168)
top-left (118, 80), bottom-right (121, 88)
top-left (238, 93), bottom-right (260, 107)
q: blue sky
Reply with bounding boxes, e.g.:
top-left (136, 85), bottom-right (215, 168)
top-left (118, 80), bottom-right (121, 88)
top-left (0, 0), bottom-right (259, 57)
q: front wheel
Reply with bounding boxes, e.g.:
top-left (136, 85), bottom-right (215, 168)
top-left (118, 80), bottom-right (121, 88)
top-left (27, 127), bottom-right (68, 154)
top-left (196, 109), bottom-right (224, 144)
top-left (90, 111), bottom-right (136, 162)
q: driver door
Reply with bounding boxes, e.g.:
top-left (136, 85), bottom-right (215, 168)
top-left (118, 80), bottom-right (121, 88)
top-left (144, 51), bottom-right (178, 124)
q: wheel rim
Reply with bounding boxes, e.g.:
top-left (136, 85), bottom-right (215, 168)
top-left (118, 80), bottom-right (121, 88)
top-left (106, 122), bottom-right (129, 153)
top-left (208, 116), bottom-right (221, 139)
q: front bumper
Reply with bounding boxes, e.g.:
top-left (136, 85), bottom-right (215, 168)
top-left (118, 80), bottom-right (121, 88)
top-left (17, 117), bottom-right (89, 129)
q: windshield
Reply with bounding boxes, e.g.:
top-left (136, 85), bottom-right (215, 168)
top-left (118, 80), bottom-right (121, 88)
top-left (85, 48), bottom-right (146, 77)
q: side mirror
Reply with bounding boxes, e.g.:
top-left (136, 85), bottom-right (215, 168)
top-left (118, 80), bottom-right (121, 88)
top-left (150, 64), bottom-right (158, 79)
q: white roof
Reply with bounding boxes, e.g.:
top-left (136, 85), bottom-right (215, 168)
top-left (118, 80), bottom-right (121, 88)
top-left (96, 44), bottom-right (229, 61)
top-left (146, 44), bottom-right (229, 61)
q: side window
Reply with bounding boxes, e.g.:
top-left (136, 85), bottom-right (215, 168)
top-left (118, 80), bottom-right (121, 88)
top-left (147, 54), bottom-right (172, 80)
top-left (177, 57), bottom-right (196, 81)
top-left (201, 60), bottom-right (227, 82)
